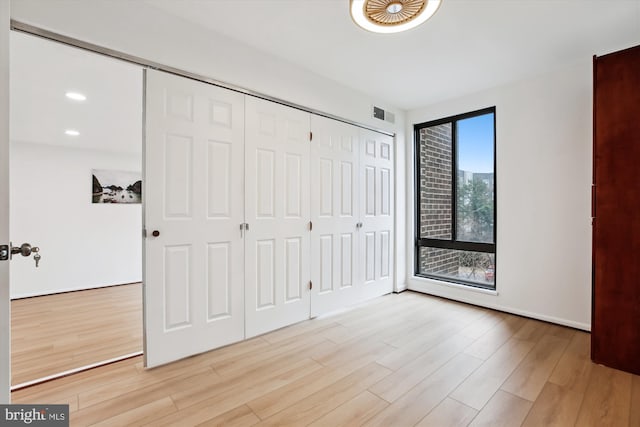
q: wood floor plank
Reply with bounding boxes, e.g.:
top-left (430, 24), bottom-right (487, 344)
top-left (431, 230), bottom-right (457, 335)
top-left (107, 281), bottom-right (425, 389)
top-left (307, 391), bottom-right (388, 427)
top-left (468, 390), bottom-right (533, 427)
top-left (513, 319), bottom-right (551, 343)
top-left (71, 368), bottom-right (218, 426)
top-left (574, 363), bottom-right (632, 427)
top-left (501, 334), bottom-right (570, 401)
top-left (415, 397), bottom-right (478, 427)
top-left (521, 382), bottom-right (584, 427)
top-left (548, 331), bottom-right (592, 393)
top-left (194, 405), bottom-right (260, 427)
top-left (247, 364), bottom-right (354, 420)
top-left (449, 337), bottom-right (535, 410)
top-left (255, 363), bottom-right (392, 426)
top-left (370, 333), bottom-right (474, 402)
top-left (363, 353), bottom-right (483, 427)
top-left (375, 318), bottom-right (465, 371)
top-left (545, 324), bottom-right (577, 341)
top-left (87, 396), bottom-right (176, 427)
top-left (630, 375), bottom-right (640, 427)
top-left (464, 314), bottom-right (526, 360)
top-left (319, 323), bottom-right (356, 344)
top-left (212, 333), bottom-right (328, 377)
top-left (172, 356), bottom-right (322, 410)
top-left (153, 358), bottom-right (322, 426)
top-left (313, 335), bottom-right (395, 369)
top-left (78, 353), bottom-right (225, 409)
top-left (260, 318), bottom-right (337, 344)
top-left (458, 310), bottom-right (506, 339)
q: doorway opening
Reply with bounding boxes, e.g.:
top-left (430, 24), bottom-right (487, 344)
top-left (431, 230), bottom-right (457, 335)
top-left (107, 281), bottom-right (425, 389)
top-left (9, 31), bottom-right (144, 388)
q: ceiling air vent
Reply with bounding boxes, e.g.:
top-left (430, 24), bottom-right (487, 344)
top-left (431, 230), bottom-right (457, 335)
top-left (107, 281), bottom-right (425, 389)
top-left (372, 105), bottom-right (396, 124)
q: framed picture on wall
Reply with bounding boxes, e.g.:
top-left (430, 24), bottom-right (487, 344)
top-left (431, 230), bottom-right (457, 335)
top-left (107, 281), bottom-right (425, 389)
top-left (92, 169), bottom-right (142, 204)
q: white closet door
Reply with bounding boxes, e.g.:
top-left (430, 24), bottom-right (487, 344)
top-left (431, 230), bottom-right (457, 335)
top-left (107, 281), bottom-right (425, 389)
top-left (245, 97), bottom-right (311, 338)
top-left (310, 116), bottom-right (361, 317)
top-left (144, 70), bottom-right (245, 368)
top-left (360, 129), bottom-right (394, 297)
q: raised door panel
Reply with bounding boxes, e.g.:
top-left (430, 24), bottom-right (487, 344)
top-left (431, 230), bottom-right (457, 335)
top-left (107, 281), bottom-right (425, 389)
top-left (245, 97), bottom-right (310, 338)
top-left (207, 141), bottom-right (232, 218)
top-left (164, 134), bottom-right (193, 218)
top-left (207, 242), bottom-right (232, 320)
top-left (145, 70), bottom-right (245, 368)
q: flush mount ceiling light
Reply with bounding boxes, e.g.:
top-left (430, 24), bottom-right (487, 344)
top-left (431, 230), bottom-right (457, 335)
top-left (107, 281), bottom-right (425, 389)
top-left (350, 0), bottom-right (441, 33)
top-left (65, 129), bottom-right (80, 136)
top-left (65, 91), bottom-right (87, 101)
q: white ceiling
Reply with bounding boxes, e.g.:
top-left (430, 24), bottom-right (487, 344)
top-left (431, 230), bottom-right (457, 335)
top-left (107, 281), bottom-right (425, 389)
top-left (147, 0), bottom-right (640, 110)
top-left (10, 32), bottom-right (142, 154)
top-left (8, 0), bottom-right (640, 154)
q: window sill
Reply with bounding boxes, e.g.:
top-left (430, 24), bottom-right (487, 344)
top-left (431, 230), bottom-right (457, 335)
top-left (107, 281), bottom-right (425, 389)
top-left (410, 275), bottom-right (499, 296)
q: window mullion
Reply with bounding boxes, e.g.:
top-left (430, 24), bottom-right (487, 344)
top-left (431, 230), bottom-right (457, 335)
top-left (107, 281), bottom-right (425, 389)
top-left (451, 120), bottom-right (457, 243)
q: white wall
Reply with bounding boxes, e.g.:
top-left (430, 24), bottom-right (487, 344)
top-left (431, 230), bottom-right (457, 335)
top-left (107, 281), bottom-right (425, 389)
top-left (406, 59), bottom-right (593, 330)
top-left (10, 142), bottom-right (142, 298)
top-left (1, 0), bottom-right (11, 404)
top-left (9, 0), bottom-right (409, 292)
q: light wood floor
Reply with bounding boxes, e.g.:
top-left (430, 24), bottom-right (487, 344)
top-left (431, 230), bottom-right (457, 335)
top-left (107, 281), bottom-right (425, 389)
top-left (11, 283), bottom-right (143, 386)
top-left (11, 291), bottom-right (640, 426)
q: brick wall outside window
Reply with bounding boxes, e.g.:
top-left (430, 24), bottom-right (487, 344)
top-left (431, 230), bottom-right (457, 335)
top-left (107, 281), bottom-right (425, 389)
top-left (418, 125), bottom-right (458, 275)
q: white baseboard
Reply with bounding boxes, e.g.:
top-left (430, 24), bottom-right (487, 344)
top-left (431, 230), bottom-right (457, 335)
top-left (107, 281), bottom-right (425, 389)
top-left (394, 282), bottom-right (409, 293)
top-left (408, 282), bottom-right (591, 332)
top-left (10, 281), bottom-right (141, 300)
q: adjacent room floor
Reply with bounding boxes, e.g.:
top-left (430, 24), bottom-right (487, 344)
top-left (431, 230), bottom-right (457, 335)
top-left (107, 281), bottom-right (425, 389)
top-left (11, 291), bottom-right (640, 426)
top-left (11, 283), bottom-right (142, 386)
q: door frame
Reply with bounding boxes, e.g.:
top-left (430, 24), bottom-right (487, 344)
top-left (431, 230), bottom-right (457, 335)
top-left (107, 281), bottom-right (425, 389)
top-left (1, 0), bottom-right (11, 404)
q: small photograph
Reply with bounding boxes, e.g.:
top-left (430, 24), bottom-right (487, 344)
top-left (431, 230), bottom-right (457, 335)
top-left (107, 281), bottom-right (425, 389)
top-left (92, 169), bottom-right (142, 204)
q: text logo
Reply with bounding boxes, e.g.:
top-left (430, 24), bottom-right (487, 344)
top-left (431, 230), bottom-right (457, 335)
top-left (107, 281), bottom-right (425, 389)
top-left (1, 405), bottom-right (69, 426)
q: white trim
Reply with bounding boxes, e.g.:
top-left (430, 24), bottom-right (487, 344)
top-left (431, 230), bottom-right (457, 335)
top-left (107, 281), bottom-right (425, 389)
top-left (408, 279), bottom-right (591, 332)
top-left (395, 282), bottom-right (409, 293)
top-left (10, 282), bottom-right (141, 300)
top-left (413, 276), bottom-right (499, 296)
top-left (10, 351), bottom-right (143, 391)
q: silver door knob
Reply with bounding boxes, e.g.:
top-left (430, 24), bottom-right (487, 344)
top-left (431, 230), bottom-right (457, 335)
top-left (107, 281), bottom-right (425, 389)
top-left (11, 243), bottom-right (38, 257)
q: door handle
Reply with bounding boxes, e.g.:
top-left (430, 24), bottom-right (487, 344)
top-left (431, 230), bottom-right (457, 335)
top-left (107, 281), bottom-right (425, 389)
top-left (240, 223), bottom-right (249, 237)
top-left (11, 243), bottom-right (39, 258)
top-left (5, 242), bottom-right (42, 267)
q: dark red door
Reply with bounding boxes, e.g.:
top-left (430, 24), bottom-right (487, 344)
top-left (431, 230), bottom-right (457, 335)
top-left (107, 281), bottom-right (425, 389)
top-left (592, 45), bottom-right (640, 375)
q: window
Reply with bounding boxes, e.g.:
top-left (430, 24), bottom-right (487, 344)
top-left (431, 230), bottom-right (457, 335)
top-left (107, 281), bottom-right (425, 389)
top-left (415, 107), bottom-right (496, 289)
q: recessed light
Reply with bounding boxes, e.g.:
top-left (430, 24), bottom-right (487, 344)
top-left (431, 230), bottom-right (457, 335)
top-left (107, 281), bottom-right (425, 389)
top-left (65, 92), bottom-right (87, 101)
top-left (65, 129), bottom-right (80, 136)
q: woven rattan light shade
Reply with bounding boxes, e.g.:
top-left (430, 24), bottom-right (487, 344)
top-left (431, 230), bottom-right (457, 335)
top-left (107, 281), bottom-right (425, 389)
top-left (350, 0), bottom-right (441, 33)
top-left (364, 0), bottom-right (427, 26)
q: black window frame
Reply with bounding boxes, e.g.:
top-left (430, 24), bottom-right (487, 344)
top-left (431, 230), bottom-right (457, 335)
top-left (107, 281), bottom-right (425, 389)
top-left (414, 106), bottom-right (497, 290)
